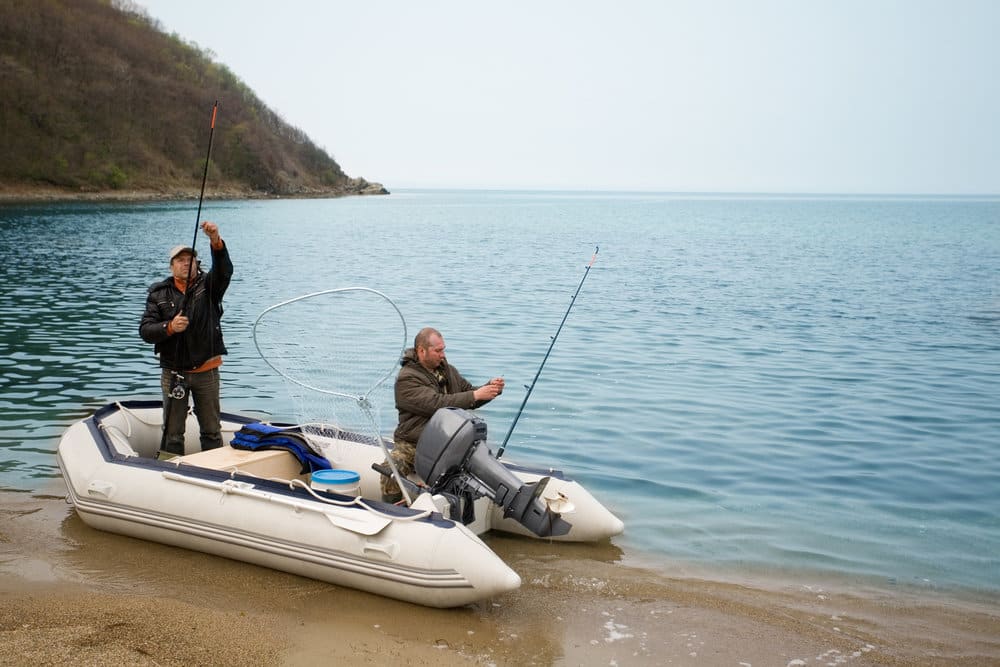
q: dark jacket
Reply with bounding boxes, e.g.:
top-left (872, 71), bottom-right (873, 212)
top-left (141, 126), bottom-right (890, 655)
top-left (393, 347), bottom-right (492, 443)
top-left (139, 243), bottom-right (233, 371)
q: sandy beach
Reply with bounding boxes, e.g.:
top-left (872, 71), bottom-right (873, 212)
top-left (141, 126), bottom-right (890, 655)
top-left (2, 488), bottom-right (997, 666)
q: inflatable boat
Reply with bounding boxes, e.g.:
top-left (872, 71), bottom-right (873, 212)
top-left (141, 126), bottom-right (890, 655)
top-left (57, 400), bottom-right (623, 608)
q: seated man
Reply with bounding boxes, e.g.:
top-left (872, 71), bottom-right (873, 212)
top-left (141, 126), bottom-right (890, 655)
top-left (380, 327), bottom-right (504, 503)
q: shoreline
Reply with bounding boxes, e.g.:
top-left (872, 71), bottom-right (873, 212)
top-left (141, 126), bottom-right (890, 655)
top-left (1, 489), bottom-right (997, 666)
top-left (0, 183), bottom-right (389, 204)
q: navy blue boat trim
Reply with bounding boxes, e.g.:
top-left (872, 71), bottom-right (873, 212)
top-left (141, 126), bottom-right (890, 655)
top-left (89, 401), bottom-right (452, 527)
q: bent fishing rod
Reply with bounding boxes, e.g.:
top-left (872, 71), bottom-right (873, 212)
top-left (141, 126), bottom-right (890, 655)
top-left (496, 245), bottom-right (599, 459)
top-left (180, 100), bottom-right (219, 314)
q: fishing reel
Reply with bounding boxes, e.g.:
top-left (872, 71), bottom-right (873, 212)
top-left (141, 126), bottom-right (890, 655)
top-left (168, 372), bottom-right (188, 400)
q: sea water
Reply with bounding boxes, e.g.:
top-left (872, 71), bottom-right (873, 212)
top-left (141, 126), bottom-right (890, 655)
top-left (1, 190), bottom-right (998, 595)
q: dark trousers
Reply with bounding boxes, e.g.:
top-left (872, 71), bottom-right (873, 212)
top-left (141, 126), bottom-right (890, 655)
top-left (160, 367), bottom-right (222, 454)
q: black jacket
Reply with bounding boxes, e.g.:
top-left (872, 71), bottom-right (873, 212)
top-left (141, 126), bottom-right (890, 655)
top-left (139, 243), bottom-right (233, 371)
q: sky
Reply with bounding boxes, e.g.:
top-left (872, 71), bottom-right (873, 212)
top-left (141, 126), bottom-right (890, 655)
top-left (136, 0), bottom-right (1000, 195)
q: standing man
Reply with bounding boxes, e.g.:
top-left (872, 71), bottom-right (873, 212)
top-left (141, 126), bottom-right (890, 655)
top-left (380, 326), bottom-right (505, 503)
top-left (140, 221), bottom-right (233, 457)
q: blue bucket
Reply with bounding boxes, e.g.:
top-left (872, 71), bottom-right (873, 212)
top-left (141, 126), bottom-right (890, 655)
top-left (311, 469), bottom-right (361, 496)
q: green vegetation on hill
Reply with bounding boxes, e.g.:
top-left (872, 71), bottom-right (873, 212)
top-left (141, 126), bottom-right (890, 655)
top-left (0, 0), bottom-right (385, 199)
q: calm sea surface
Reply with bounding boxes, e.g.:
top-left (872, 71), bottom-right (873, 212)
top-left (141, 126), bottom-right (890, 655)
top-left (1, 190), bottom-right (998, 596)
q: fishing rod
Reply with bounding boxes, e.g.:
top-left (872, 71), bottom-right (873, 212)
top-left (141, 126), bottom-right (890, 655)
top-left (180, 100), bottom-right (219, 313)
top-left (496, 245), bottom-right (599, 459)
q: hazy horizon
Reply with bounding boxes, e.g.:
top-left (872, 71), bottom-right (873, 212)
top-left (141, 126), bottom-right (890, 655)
top-left (138, 1), bottom-right (1000, 196)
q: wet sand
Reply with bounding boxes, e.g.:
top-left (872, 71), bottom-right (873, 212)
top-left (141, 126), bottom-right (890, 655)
top-left (2, 490), bottom-right (998, 666)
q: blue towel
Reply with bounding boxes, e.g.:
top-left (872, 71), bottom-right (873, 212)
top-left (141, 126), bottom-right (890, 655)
top-left (231, 423), bottom-right (331, 474)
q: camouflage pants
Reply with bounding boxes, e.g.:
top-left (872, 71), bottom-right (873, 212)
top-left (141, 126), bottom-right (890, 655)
top-left (379, 439), bottom-right (417, 497)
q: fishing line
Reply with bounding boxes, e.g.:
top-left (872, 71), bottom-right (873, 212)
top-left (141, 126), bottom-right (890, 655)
top-left (496, 245), bottom-right (599, 459)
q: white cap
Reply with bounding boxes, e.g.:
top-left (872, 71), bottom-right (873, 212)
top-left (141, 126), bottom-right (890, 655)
top-left (169, 245), bottom-right (197, 261)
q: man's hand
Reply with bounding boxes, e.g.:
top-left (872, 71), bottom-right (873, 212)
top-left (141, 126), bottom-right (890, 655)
top-left (201, 220), bottom-right (221, 244)
top-left (171, 313), bottom-right (189, 333)
top-left (473, 377), bottom-right (504, 401)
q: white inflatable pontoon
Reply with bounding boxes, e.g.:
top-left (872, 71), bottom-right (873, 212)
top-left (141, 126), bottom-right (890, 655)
top-left (57, 400), bottom-right (623, 608)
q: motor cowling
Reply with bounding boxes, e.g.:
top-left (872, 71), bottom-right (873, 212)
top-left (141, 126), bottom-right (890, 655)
top-left (415, 407), bottom-right (571, 537)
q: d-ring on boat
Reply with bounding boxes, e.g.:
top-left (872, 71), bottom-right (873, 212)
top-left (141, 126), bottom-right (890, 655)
top-left (57, 399), bottom-right (624, 608)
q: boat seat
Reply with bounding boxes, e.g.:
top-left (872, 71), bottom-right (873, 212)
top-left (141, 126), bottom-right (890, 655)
top-left (176, 445), bottom-right (305, 480)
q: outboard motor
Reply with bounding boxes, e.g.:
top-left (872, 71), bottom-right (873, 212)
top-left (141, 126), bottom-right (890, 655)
top-left (415, 407), bottom-right (571, 538)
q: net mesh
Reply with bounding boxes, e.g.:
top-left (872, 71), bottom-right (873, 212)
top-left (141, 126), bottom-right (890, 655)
top-left (252, 288), bottom-right (407, 449)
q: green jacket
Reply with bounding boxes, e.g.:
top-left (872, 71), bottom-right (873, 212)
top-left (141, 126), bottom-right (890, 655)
top-left (393, 347), bottom-right (492, 443)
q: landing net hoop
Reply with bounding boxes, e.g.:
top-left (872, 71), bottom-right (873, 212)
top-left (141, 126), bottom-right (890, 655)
top-left (252, 287), bottom-right (409, 498)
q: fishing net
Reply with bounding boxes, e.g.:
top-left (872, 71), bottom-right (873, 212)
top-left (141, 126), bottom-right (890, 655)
top-left (251, 288), bottom-right (407, 451)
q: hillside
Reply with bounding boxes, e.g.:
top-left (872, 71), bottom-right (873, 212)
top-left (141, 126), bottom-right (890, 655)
top-left (0, 0), bottom-right (386, 200)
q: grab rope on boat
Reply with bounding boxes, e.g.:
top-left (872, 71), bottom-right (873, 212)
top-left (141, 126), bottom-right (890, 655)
top-left (161, 472), bottom-right (433, 522)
